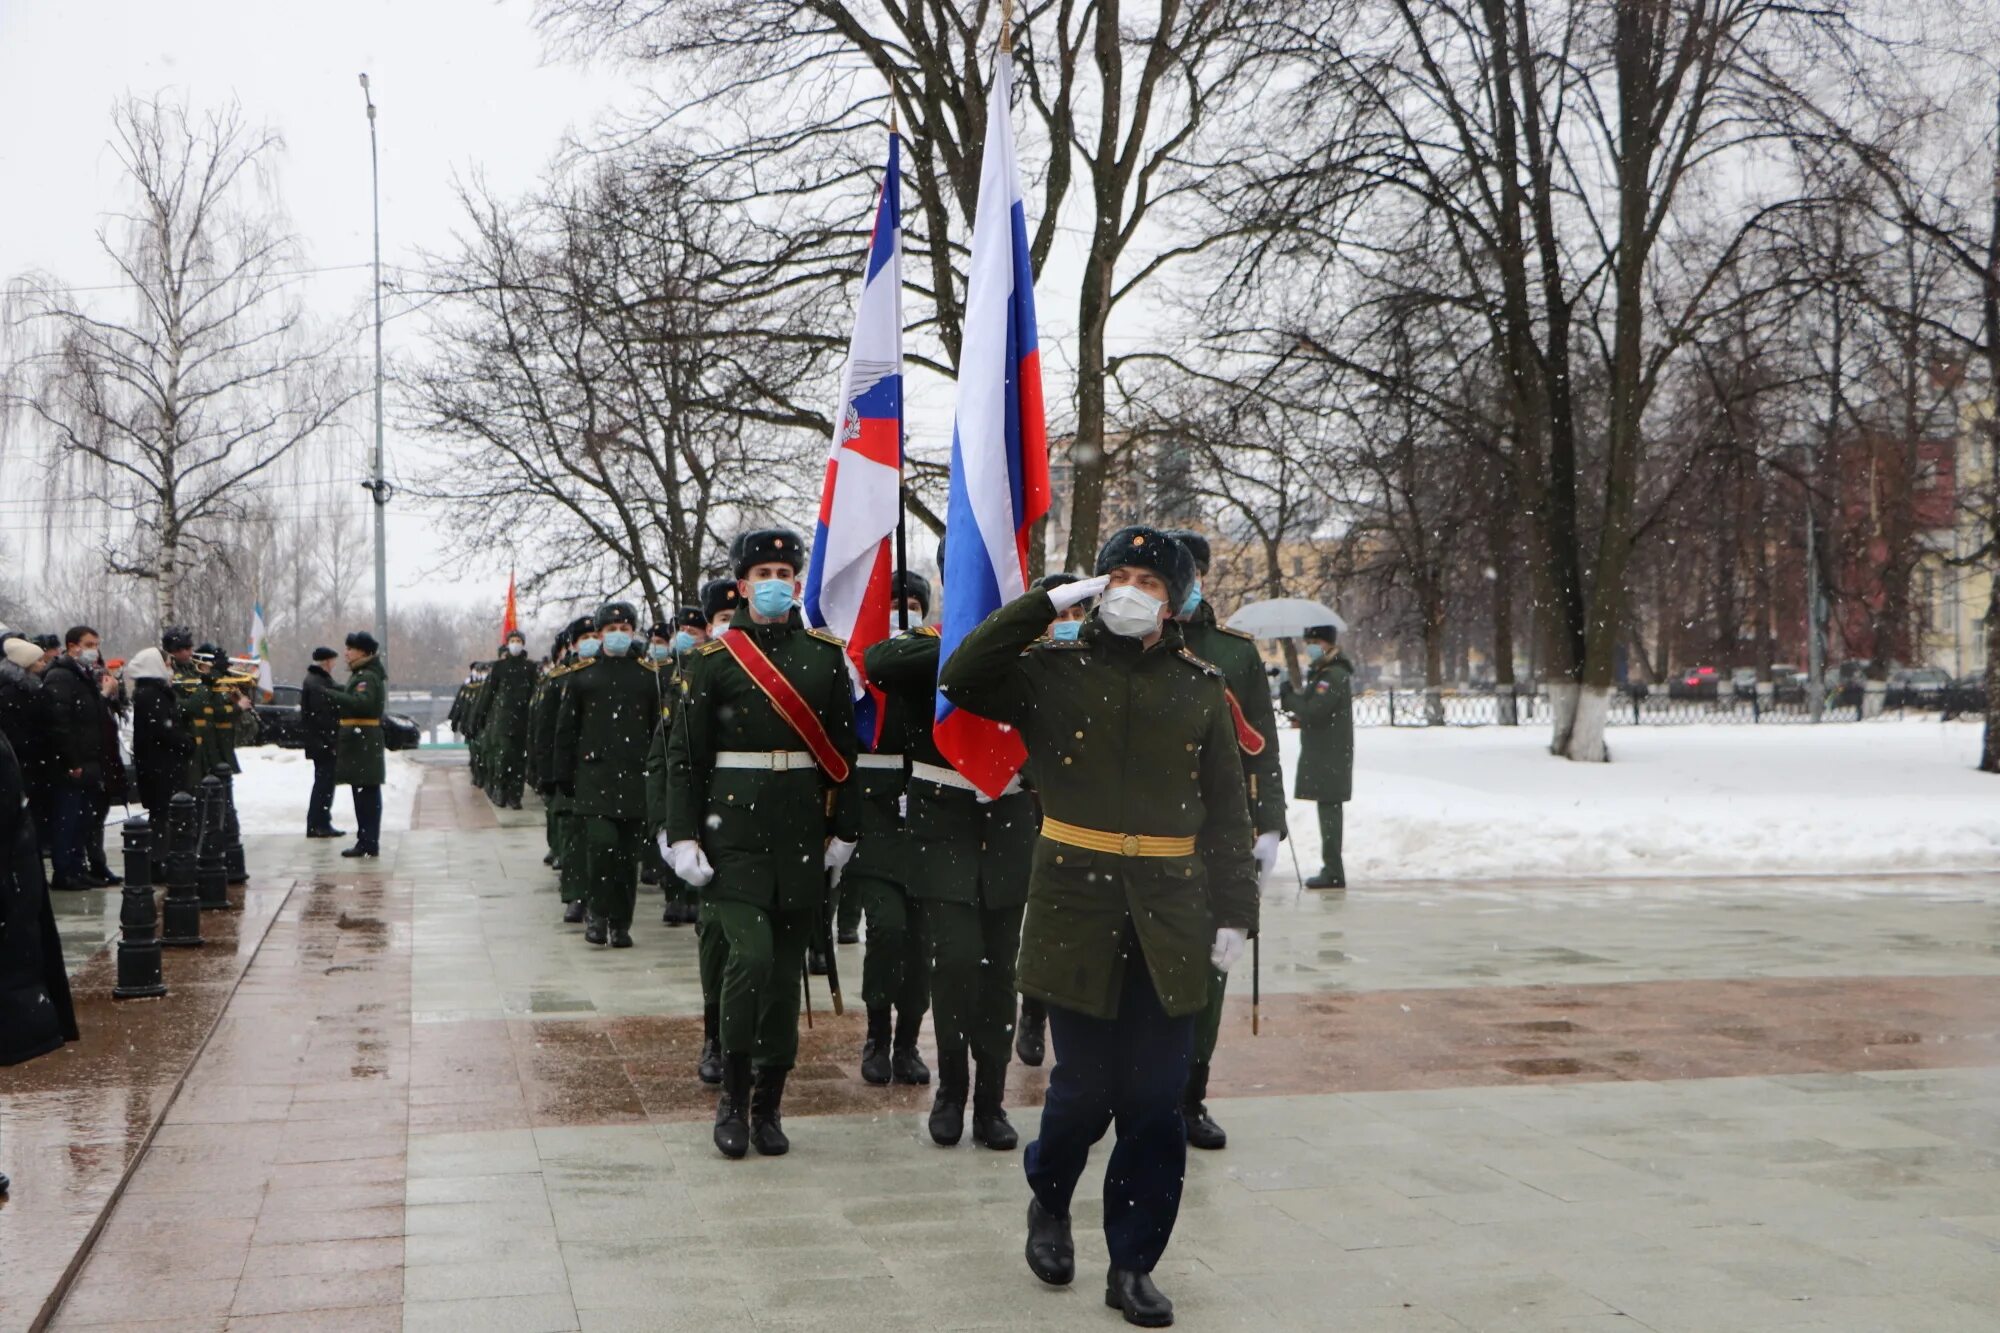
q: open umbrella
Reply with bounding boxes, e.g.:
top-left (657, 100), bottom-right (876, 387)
top-left (1225, 597), bottom-right (1347, 639)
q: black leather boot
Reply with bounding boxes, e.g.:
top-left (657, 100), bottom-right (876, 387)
top-left (1014, 998), bottom-right (1046, 1067)
top-left (562, 900), bottom-right (585, 924)
top-left (749, 1067), bottom-right (790, 1156)
top-left (610, 925), bottom-right (634, 949)
top-left (971, 1057), bottom-right (1018, 1150)
top-left (1182, 1060), bottom-right (1226, 1150)
top-left (1024, 1197), bottom-right (1073, 1285)
top-left (1106, 1268), bottom-right (1174, 1327)
top-left (713, 1053), bottom-right (750, 1159)
top-left (928, 1049), bottom-right (968, 1146)
top-left (697, 1007), bottom-right (723, 1085)
top-left (891, 1007), bottom-right (930, 1085)
top-left (583, 915), bottom-right (608, 946)
top-left (806, 941), bottom-right (829, 976)
top-left (860, 1007), bottom-right (893, 1085)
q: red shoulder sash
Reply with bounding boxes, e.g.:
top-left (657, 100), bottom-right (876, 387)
top-left (718, 629), bottom-right (852, 783)
top-left (1224, 688), bottom-right (1268, 756)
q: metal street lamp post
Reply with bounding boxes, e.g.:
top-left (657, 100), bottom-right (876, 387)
top-left (359, 73), bottom-right (389, 658)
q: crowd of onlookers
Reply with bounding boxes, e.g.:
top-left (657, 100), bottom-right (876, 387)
top-left (0, 624), bottom-right (132, 893)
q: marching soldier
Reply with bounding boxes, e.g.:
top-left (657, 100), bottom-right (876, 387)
top-left (538, 617), bottom-right (593, 920)
top-left (480, 632), bottom-right (536, 810)
top-left (866, 564), bottom-right (1031, 1148)
top-left (324, 632), bottom-right (388, 859)
top-left (938, 525), bottom-right (1257, 1329)
top-left (1167, 530), bottom-right (1285, 1152)
top-left (839, 571), bottom-right (933, 1089)
top-left (554, 603), bottom-right (657, 948)
top-left (646, 609), bottom-right (706, 920)
top-left (1280, 624), bottom-right (1355, 889)
top-left (661, 529), bottom-right (859, 1159)
top-left (526, 633), bottom-right (567, 869)
top-left (464, 664), bottom-right (491, 792)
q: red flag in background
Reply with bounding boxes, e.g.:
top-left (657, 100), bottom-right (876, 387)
top-left (501, 571), bottom-right (519, 639)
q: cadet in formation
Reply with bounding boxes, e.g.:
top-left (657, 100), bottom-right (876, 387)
top-left (1167, 529), bottom-right (1285, 1151)
top-left (661, 529), bottom-right (858, 1159)
top-left (866, 558), bottom-right (1031, 1149)
top-left (475, 633), bottom-right (534, 808)
top-left (1281, 623), bottom-right (1355, 888)
top-left (460, 664), bottom-right (489, 790)
top-left (939, 525), bottom-right (1258, 1330)
top-left (535, 617), bottom-right (594, 920)
top-left (553, 603), bottom-right (658, 948)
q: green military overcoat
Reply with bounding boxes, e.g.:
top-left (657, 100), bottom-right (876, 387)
top-left (552, 652), bottom-right (659, 820)
top-left (322, 656), bottom-right (388, 787)
top-left (938, 591), bottom-right (1257, 1020)
top-left (1181, 600), bottom-right (1287, 837)
top-left (477, 654), bottom-right (537, 787)
top-left (1282, 653), bottom-right (1355, 803)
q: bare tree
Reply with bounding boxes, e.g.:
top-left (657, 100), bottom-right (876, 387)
top-left (2, 94), bottom-right (356, 631)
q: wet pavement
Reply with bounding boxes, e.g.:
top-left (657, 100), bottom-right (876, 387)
top-left (4, 759), bottom-right (1997, 1331)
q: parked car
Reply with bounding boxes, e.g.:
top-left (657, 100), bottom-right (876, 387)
top-left (1669, 665), bottom-right (1720, 700)
top-left (1889, 667), bottom-right (1951, 693)
top-left (250, 684), bottom-right (421, 751)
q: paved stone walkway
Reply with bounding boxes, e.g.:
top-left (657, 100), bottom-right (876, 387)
top-left (7, 758), bottom-right (1999, 1331)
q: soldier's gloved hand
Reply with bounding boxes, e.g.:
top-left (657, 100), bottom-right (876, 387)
top-left (823, 837), bottom-right (857, 871)
top-left (1210, 927), bottom-right (1248, 973)
top-left (1046, 573), bottom-right (1110, 613)
top-left (668, 838), bottom-right (713, 887)
top-left (1253, 830), bottom-right (1281, 878)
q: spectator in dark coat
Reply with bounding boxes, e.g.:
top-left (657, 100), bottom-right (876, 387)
top-left (40, 626), bottom-right (112, 889)
top-left (0, 725), bottom-right (79, 1071)
top-left (0, 636), bottom-right (53, 849)
top-left (301, 647), bottom-right (343, 838)
top-left (125, 647), bottom-right (187, 834)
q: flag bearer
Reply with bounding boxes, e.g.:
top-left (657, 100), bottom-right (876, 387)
top-left (554, 602), bottom-right (657, 949)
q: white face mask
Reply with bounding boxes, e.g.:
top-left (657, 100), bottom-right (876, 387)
top-left (1098, 584), bottom-right (1165, 639)
top-left (78, 647), bottom-right (101, 665)
top-left (507, 641), bottom-right (526, 656)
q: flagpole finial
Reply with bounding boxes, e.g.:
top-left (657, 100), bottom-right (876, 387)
top-left (999, 0), bottom-right (1014, 53)
top-left (888, 97), bottom-right (898, 136)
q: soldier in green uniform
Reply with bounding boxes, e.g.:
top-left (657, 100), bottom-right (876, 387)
top-left (866, 563), bottom-right (1031, 1148)
top-left (525, 636), bottom-right (566, 868)
top-left (648, 580), bottom-right (743, 1085)
top-left (323, 631), bottom-right (388, 859)
top-left (661, 529), bottom-right (859, 1159)
top-left (536, 617), bottom-right (593, 920)
top-left (464, 664), bottom-right (491, 792)
top-left (447, 668), bottom-right (477, 742)
top-left (839, 571), bottom-right (933, 1090)
top-left (175, 645), bottom-right (220, 789)
top-left (646, 609), bottom-right (707, 920)
top-left (938, 525), bottom-right (1257, 1329)
top-left (1167, 530), bottom-right (1285, 1152)
top-left (1280, 625), bottom-right (1354, 889)
top-left (480, 632), bottom-right (535, 810)
top-left (554, 602), bottom-right (658, 948)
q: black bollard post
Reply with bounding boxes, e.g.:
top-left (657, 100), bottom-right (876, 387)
top-left (214, 763), bottom-right (248, 885)
top-left (113, 816), bottom-right (168, 999)
top-left (159, 792), bottom-right (205, 948)
top-left (196, 775), bottom-right (230, 910)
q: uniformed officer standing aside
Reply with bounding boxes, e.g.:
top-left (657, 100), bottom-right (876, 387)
top-left (1167, 530), bottom-right (1284, 1151)
top-left (661, 529), bottom-right (859, 1159)
top-left (939, 525), bottom-right (1257, 1329)
top-left (840, 571), bottom-right (933, 1090)
top-left (554, 603), bottom-right (658, 948)
top-left (323, 631), bottom-right (388, 859)
top-left (1280, 625), bottom-right (1355, 889)
top-left (867, 563), bottom-right (1033, 1148)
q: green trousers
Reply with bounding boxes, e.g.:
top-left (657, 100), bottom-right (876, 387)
top-left (544, 801), bottom-right (558, 854)
top-left (1317, 801), bottom-right (1346, 883)
top-left (697, 898), bottom-right (731, 1008)
top-left (557, 812), bottom-right (586, 904)
top-left (580, 814), bottom-right (643, 929)
top-left (849, 873), bottom-right (927, 1017)
top-left (836, 873), bottom-right (863, 936)
top-left (918, 900), bottom-right (1023, 1068)
top-left (1193, 965), bottom-right (1228, 1064)
top-left (710, 899), bottom-right (811, 1071)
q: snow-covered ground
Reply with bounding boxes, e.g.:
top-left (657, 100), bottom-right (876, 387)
top-left (1288, 720), bottom-right (2000, 883)
top-left (230, 747), bottom-right (424, 836)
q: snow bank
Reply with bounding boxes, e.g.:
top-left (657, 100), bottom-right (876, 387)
top-left (229, 747), bottom-right (423, 836)
top-left (1286, 720), bottom-right (2000, 882)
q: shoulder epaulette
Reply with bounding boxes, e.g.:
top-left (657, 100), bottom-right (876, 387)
top-left (640, 658), bottom-right (661, 674)
top-left (1177, 648), bottom-right (1224, 679)
top-left (807, 627), bottom-right (846, 647)
top-left (1217, 624), bottom-right (1256, 642)
top-left (698, 639), bottom-right (728, 656)
top-left (915, 625), bottom-right (941, 639)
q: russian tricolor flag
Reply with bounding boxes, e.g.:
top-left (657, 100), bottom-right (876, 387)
top-left (934, 50), bottom-right (1050, 796)
top-left (805, 131), bottom-right (905, 748)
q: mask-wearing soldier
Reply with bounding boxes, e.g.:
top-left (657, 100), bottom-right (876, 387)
top-left (645, 608), bottom-right (708, 922)
top-left (448, 665), bottom-right (479, 740)
top-left (537, 616), bottom-right (595, 918)
top-left (866, 553), bottom-right (1033, 1149)
top-left (649, 578), bottom-right (746, 1085)
top-left (526, 632), bottom-right (572, 868)
top-left (662, 529), bottom-right (859, 1159)
top-left (482, 632), bottom-right (535, 810)
top-left (1165, 529), bottom-right (1286, 1152)
top-left (1011, 572), bottom-right (1097, 1070)
top-left (938, 525), bottom-right (1257, 1329)
top-left (837, 570), bottom-right (935, 1091)
top-left (552, 602), bottom-right (655, 948)
top-left (1280, 625), bottom-right (1354, 889)
top-left (465, 660), bottom-right (491, 792)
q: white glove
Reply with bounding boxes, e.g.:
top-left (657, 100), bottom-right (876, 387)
top-left (823, 837), bottom-right (857, 871)
top-left (1253, 831), bottom-right (1281, 879)
top-left (1046, 573), bottom-right (1110, 614)
top-left (1211, 927), bottom-right (1248, 973)
top-left (667, 838), bottom-right (714, 888)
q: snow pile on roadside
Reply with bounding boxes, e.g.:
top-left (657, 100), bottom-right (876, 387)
top-left (226, 747), bottom-right (423, 836)
top-left (1282, 721), bottom-right (2000, 883)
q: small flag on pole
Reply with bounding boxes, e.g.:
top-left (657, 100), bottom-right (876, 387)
top-left (933, 44), bottom-right (1050, 797)
top-left (502, 570), bottom-right (519, 640)
top-left (246, 602), bottom-right (274, 699)
top-left (804, 129), bottom-right (905, 748)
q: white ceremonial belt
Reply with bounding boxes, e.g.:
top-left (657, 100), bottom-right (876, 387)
top-left (715, 750), bottom-right (815, 772)
top-left (910, 760), bottom-right (1022, 797)
top-left (854, 753), bottom-right (904, 770)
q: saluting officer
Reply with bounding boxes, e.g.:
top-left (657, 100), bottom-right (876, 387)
top-left (1167, 530), bottom-right (1284, 1152)
top-left (867, 558), bottom-right (1033, 1149)
top-left (840, 571), bottom-right (933, 1090)
top-left (554, 602), bottom-right (658, 948)
top-left (939, 525), bottom-right (1257, 1330)
top-left (647, 580), bottom-right (744, 1084)
top-left (661, 529), bottom-right (859, 1159)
